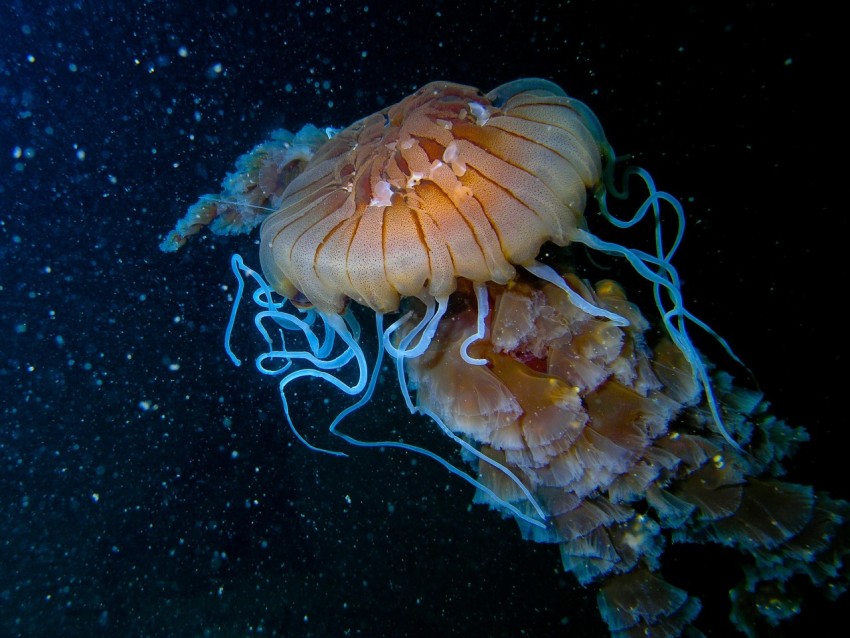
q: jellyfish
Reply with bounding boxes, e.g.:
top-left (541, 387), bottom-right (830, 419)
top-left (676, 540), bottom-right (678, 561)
top-left (162, 79), bottom-right (849, 636)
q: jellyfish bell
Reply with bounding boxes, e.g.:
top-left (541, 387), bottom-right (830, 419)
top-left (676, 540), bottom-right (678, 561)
top-left (257, 79), bottom-right (603, 317)
top-left (162, 78), bottom-right (850, 636)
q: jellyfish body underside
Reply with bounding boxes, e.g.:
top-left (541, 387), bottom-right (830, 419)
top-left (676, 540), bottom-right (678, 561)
top-left (407, 274), bottom-right (850, 637)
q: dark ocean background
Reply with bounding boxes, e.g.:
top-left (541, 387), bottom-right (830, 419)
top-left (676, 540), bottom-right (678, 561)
top-left (0, 2), bottom-right (843, 636)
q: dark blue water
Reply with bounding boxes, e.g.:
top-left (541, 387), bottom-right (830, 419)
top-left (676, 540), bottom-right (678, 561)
top-left (1, 2), bottom-right (843, 636)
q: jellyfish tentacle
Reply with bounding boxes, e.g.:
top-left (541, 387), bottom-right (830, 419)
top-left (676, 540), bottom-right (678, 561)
top-left (400, 297), bottom-right (449, 360)
top-left (417, 403), bottom-right (549, 527)
top-left (573, 227), bottom-right (741, 450)
top-left (383, 297), bottom-right (439, 361)
top-left (253, 311), bottom-right (320, 362)
top-left (225, 254), bottom-right (299, 366)
top-left (224, 254), bottom-right (249, 366)
top-left (263, 310), bottom-right (366, 457)
top-left (523, 260), bottom-right (629, 326)
top-left (459, 282), bottom-right (490, 366)
top-left (253, 311), bottom-right (357, 374)
top-left (597, 165), bottom-right (685, 260)
top-left (270, 312), bottom-right (368, 458)
top-left (588, 157), bottom-right (755, 448)
top-left (226, 254), bottom-right (369, 457)
top-left (232, 253), bottom-right (364, 378)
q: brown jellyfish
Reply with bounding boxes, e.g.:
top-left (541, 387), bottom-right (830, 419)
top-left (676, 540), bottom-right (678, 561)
top-left (257, 79), bottom-right (605, 316)
top-left (164, 79), bottom-right (850, 637)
